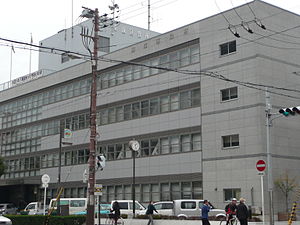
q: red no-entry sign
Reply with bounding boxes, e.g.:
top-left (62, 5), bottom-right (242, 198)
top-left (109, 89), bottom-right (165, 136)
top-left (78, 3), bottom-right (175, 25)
top-left (256, 160), bottom-right (266, 172)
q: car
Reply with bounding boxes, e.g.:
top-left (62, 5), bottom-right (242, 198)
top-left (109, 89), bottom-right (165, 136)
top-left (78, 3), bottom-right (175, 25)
top-left (140, 201), bottom-right (174, 216)
top-left (0, 215), bottom-right (12, 225)
top-left (110, 200), bottom-right (146, 216)
top-left (173, 199), bottom-right (226, 220)
top-left (23, 202), bottom-right (48, 215)
top-left (0, 203), bottom-right (17, 215)
top-left (141, 200), bottom-right (226, 220)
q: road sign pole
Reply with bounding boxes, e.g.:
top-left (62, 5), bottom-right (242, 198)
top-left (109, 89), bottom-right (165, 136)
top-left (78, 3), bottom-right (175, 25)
top-left (41, 174), bottom-right (50, 216)
top-left (98, 195), bottom-right (101, 225)
top-left (43, 185), bottom-right (47, 215)
top-left (256, 160), bottom-right (266, 225)
top-left (260, 172), bottom-right (265, 225)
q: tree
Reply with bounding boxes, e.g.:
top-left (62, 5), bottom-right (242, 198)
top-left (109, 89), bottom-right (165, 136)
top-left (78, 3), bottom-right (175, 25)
top-left (0, 156), bottom-right (5, 176)
top-left (274, 172), bottom-right (298, 213)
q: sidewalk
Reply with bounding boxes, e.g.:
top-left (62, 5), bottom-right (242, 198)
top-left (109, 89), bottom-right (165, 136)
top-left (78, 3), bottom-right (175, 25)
top-left (122, 219), bottom-right (298, 225)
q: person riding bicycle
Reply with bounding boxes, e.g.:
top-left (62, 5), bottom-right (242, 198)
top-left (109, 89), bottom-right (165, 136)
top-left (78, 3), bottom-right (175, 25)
top-left (225, 198), bottom-right (237, 225)
top-left (110, 201), bottom-right (121, 225)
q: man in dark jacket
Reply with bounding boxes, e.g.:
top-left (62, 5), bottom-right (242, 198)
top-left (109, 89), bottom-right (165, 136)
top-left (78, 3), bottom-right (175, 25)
top-left (237, 198), bottom-right (249, 225)
top-left (146, 201), bottom-right (158, 225)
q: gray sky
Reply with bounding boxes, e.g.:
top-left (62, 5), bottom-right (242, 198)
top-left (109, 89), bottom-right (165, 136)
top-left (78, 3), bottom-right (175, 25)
top-left (0, 0), bottom-right (299, 85)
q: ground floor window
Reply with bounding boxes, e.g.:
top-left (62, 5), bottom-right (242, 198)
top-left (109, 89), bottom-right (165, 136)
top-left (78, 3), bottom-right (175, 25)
top-left (45, 180), bottom-right (202, 204)
top-left (223, 188), bottom-right (241, 202)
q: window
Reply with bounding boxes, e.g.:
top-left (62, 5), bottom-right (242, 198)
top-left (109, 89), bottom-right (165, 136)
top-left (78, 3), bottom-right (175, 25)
top-left (181, 201), bottom-right (196, 209)
top-left (132, 102), bottom-right (140, 119)
top-left (98, 36), bottom-right (110, 53)
top-left (220, 40), bottom-right (236, 56)
top-left (222, 134), bottom-right (239, 148)
top-left (70, 200), bottom-right (85, 207)
top-left (224, 188), bottom-right (241, 201)
top-left (118, 202), bottom-right (128, 210)
top-left (170, 136), bottom-right (180, 153)
top-left (180, 91), bottom-right (191, 109)
top-left (141, 100), bottom-right (149, 116)
top-left (160, 96), bottom-right (169, 113)
top-left (181, 135), bottom-right (191, 152)
top-left (192, 133), bottom-right (201, 151)
top-left (160, 138), bottom-right (169, 154)
top-left (191, 89), bottom-right (201, 106)
top-left (61, 53), bottom-right (70, 63)
top-left (221, 87), bottom-right (238, 101)
top-left (150, 98), bottom-right (159, 115)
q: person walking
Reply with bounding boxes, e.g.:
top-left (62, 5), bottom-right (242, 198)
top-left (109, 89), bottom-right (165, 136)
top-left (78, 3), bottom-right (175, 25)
top-left (237, 198), bottom-right (249, 225)
top-left (201, 200), bottom-right (211, 225)
top-left (111, 201), bottom-right (121, 225)
top-left (146, 201), bottom-right (158, 225)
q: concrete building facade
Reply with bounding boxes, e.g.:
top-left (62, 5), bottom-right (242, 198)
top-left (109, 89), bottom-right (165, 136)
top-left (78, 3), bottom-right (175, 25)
top-left (0, 1), bottom-right (300, 215)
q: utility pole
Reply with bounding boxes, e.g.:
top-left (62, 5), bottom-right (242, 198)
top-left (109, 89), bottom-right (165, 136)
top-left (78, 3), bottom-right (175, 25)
top-left (265, 88), bottom-right (274, 225)
top-left (86, 8), bottom-right (99, 225)
top-left (57, 122), bottom-right (63, 215)
top-left (148, 0), bottom-right (151, 30)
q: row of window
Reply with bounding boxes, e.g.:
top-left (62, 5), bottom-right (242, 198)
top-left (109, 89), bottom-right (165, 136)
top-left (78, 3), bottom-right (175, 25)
top-left (3, 132), bottom-right (200, 178)
top-left (97, 88), bottom-right (200, 125)
top-left (44, 181), bottom-right (202, 204)
top-left (0, 43), bottom-right (200, 130)
top-left (0, 86), bottom-right (200, 157)
top-left (1, 39), bottom-right (237, 129)
top-left (99, 44), bottom-right (200, 90)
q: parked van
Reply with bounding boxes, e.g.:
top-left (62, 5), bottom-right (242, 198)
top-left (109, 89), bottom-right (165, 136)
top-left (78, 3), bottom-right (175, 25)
top-left (172, 199), bottom-right (225, 219)
top-left (110, 200), bottom-right (146, 215)
top-left (49, 198), bottom-right (87, 215)
top-left (140, 201), bottom-right (173, 216)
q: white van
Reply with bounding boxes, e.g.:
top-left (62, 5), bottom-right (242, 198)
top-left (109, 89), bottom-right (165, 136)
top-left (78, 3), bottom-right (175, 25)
top-left (110, 200), bottom-right (146, 215)
top-left (49, 198), bottom-right (87, 215)
top-left (172, 199), bottom-right (226, 219)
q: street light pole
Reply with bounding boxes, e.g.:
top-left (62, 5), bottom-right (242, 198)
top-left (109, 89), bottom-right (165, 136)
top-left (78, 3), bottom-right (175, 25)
top-left (129, 140), bottom-right (140, 218)
top-left (86, 8), bottom-right (99, 225)
top-left (132, 149), bottom-right (136, 217)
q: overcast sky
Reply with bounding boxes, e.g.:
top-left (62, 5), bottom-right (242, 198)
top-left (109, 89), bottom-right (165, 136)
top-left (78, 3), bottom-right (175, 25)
top-left (0, 0), bottom-right (299, 85)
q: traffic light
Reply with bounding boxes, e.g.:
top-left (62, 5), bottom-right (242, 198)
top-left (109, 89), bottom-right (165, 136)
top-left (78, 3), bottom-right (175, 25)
top-left (96, 155), bottom-right (106, 170)
top-left (279, 106), bottom-right (300, 116)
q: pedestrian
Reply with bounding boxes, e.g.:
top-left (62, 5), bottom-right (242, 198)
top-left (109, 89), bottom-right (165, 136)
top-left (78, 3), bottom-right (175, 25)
top-left (110, 201), bottom-right (121, 225)
top-left (146, 201), bottom-right (158, 225)
top-left (201, 200), bottom-right (211, 225)
top-left (236, 198), bottom-right (249, 225)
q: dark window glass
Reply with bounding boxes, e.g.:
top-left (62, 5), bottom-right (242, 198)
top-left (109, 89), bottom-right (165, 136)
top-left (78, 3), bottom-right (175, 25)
top-left (221, 87), bottom-right (238, 101)
top-left (181, 201), bottom-right (196, 209)
top-left (222, 134), bottom-right (239, 148)
top-left (220, 40), bottom-right (236, 55)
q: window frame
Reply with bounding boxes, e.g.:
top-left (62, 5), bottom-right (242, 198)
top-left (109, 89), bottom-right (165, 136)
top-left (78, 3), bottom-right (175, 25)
top-left (220, 40), bottom-right (236, 56)
top-left (220, 87), bottom-right (238, 102)
top-left (222, 134), bottom-right (239, 149)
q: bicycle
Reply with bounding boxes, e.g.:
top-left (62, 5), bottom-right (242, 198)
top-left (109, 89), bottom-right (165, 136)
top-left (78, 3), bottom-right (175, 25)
top-left (104, 213), bottom-right (124, 225)
top-left (219, 214), bottom-right (238, 225)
